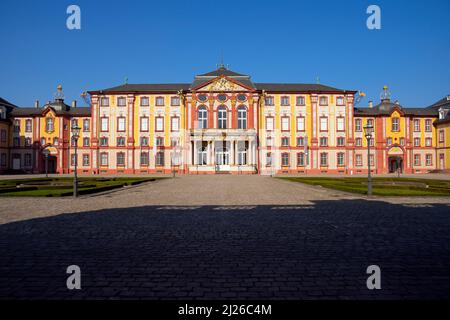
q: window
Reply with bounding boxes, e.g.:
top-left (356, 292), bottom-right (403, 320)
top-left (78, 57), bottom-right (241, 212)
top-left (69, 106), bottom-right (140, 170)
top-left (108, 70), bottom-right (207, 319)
top-left (140, 97), bottom-right (149, 106)
top-left (320, 117), bottom-right (328, 131)
top-left (369, 154), bottom-right (374, 167)
top-left (297, 153), bottom-right (305, 166)
top-left (392, 118), bottom-right (400, 132)
top-left (439, 130), bottom-right (444, 143)
top-left (266, 153), bottom-right (272, 167)
top-left (356, 154), bottom-right (363, 166)
top-left (83, 119), bottom-right (90, 132)
top-left (100, 152), bottom-right (108, 166)
top-left (155, 117), bottom-right (164, 132)
top-left (24, 154), bottom-right (32, 167)
top-left (369, 138), bottom-right (374, 147)
top-left (117, 152), bottom-right (125, 166)
top-left (140, 117), bottom-right (149, 132)
top-left (337, 137), bottom-right (345, 147)
top-left (355, 119), bottom-right (362, 132)
top-left (171, 138), bottom-right (179, 147)
top-left (46, 118), bottom-right (54, 132)
top-left (53, 137), bottom-right (59, 146)
top-left (414, 137), bottom-right (420, 147)
top-left (237, 94), bottom-right (247, 102)
top-left (281, 96), bottom-right (290, 106)
top-left (296, 117), bottom-right (305, 132)
top-left (237, 142), bottom-right (248, 165)
top-left (0, 129), bottom-right (6, 142)
top-left (83, 137), bottom-right (90, 147)
top-left (400, 138), bottom-right (405, 146)
top-left (71, 137), bottom-right (77, 147)
top-left (155, 97), bottom-right (165, 106)
top-left (40, 138), bottom-right (45, 146)
top-left (425, 137), bottom-right (432, 147)
top-left (117, 97), bottom-right (126, 107)
top-left (426, 154), bottom-right (432, 166)
top-left (197, 94), bottom-right (208, 102)
top-left (100, 97), bottom-right (109, 107)
top-left (297, 137), bottom-right (305, 147)
top-left (156, 137), bottom-right (164, 146)
top-left (218, 106), bottom-right (227, 129)
top-left (414, 119), bottom-right (420, 132)
top-left (265, 96), bottom-right (274, 106)
top-left (336, 117), bottom-right (345, 132)
top-left (0, 153), bottom-right (6, 167)
top-left (266, 136), bottom-right (273, 147)
top-left (320, 153), bottom-right (328, 166)
top-left (13, 137), bottom-right (20, 147)
top-left (14, 119), bottom-right (20, 132)
top-left (281, 153), bottom-right (289, 167)
top-left (117, 117), bottom-right (126, 132)
top-left (71, 154), bottom-right (77, 166)
top-left (319, 96), bottom-right (328, 106)
top-left (337, 153), bottom-right (345, 166)
top-left (25, 138), bottom-right (32, 147)
top-left (140, 136), bottom-right (149, 146)
top-left (117, 137), bottom-right (126, 146)
top-left (281, 137), bottom-right (289, 147)
top-left (101, 117), bottom-right (109, 132)
top-left (140, 152), bottom-right (149, 166)
top-left (281, 116), bottom-right (290, 131)
top-left (425, 119), bottom-right (432, 132)
top-left (336, 96), bottom-right (345, 106)
top-left (320, 137), bottom-right (328, 146)
top-left (171, 117), bottom-right (180, 132)
top-left (171, 96), bottom-right (180, 106)
top-left (414, 154), bottom-right (421, 166)
top-left (197, 142), bottom-right (208, 166)
top-left (266, 117), bottom-right (274, 131)
top-left (367, 119), bottom-right (374, 128)
top-left (156, 151), bottom-right (165, 166)
top-left (100, 137), bottom-right (108, 146)
top-left (387, 137), bottom-right (392, 146)
top-left (217, 94), bottom-right (227, 102)
top-left (296, 96), bottom-right (305, 106)
top-left (82, 154), bottom-right (89, 166)
top-left (237, 107), bottom-right (247, 129)
top-left (198, 107), bottom-right (208, 129)
top-left (25, 119), bottom-right (32, 132)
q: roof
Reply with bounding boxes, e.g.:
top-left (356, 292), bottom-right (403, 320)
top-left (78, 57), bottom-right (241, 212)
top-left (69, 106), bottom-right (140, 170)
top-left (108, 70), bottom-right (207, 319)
top-left (355, 100), bottom-right (438, 117)
top-left (191, 66), bottom-right (256, 90)
top-left (10, 106), bottom-right (91, 117)
top-left (0, 97), bottom-right (18, 110)
top-left (427, 94), bottom-right (450, 110)
top-left (196, 66), bottom-right (247, 77)
top-left (254, 83), bottom-right (349, 93)
top-left (92, 84), bottom-right (190, 94)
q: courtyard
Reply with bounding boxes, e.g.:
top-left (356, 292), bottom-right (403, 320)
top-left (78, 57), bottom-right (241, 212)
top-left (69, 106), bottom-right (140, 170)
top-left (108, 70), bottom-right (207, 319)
top-left (0, 175), bottom-right (450, 299)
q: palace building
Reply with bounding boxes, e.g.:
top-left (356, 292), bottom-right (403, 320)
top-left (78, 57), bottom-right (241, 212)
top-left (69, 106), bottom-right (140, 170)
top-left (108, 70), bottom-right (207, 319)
top-left (1, 66), bottom-right (450, 175)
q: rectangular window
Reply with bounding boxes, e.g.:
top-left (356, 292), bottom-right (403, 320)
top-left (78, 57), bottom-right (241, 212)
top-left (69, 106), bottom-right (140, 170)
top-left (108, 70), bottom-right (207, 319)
top-left (0, 153), bottom-right (6, 167)
top-left (71, 154), bottom-right (77, 166)
top-left (414, 119), bottom-right (420, 132)
top-left (356, 154), bottom-right (363, 166)
top-left (425, 137), bottom-right (432, 147)
top-left (320, 153), bottom-right (328, 166)
top-left (25, 119), bottom-right (32, 132)
top-left (387, 138), bottom-right (392, 146)
top-left (25, 138), bottom-right (32, 147)
top-left (426, 154), bottom-right (432, 166)
top-left (13, 137), bottom-right (20, 147)
top-left (336, 117), bottom-right (345, 132)
top-left (355, 138), bottom-right (362, 147)
top-left (355, 119), bottom-right (362, 132)
top-left (155, 117), bottom-right (164, 132)
top-left (14, 119), bottom-right (20, 132)
top-left (0, 129), bottom-right (6, 142)
top-left (100, 153), bottom-right (108, 166)
top-left (414, 154), bottom-right (421, 166)
top-left (337, 153), bottom-right (345, 166)
top-left (425, 119), bottom-right (432, 132)
top-left (101, 117), bottom-right (109, 132)
top-left (100, 97), bottom-right (109, 107)
top-left (117, 152), bottom-right (125, 166)
top-left (265, 96), bottom-right (274, 106)
top-left (140, 117), bottom-right (149, 132)
top-left (297, 137), bottom-right (305, 147)
top-left (266, 137), bottom-right (273, 147)
top-left (117, 137), bottom-right (126, 146)
top-left (140, 152), bottom-right (149, 166)
top-left (297, 153), bottom-right (305, 166)
top-left (369, 154), bottom-right (374, 167)
top-left (392, 118), bottom-right (400, 132)
top-left (337, 137), bottom-right (345, 147)
top-left (281, 153), bottom-right (289, 167)
top-left (117, 97), bottom-right (126, 107)
top-left (296, 117), bottom-right (305, 132)
top-left (155, 97), bottom-right (165, 106)
top-left (281, 96), bottom-right (290, 106)
top-left (117, 117), bottom-right (126, 132)
top-left (82, 119), bottom-right (90, 132)
top-left (83, 137), bottom-right (90, 147)
top-left (296, 96), bottom-right (305, 106)
top-left (320, 117), bottom-right (328, 132)
top-left (156, 151), bottom-right (165, 166)
top-left (281, 116), bottom-right (290, 131)
top-left (82, 154), bottom-right (89, 166)
top-left (367, 119), bottom-right (374, 128)
top-left (319, 96), bottom-right (328, 106)
top-left (171, 96), bottom-right (180, 106)
top-left (46, 118), bottom-right (54, 132)
top-left (100, 137), bottom-right (108, 146)
top-left (140, 136), bottom-right (149, 146)
top-left (336, 96), bottom-right (345, 106)
top-left (140, 97), bottom-right (149, 106)
top-left (320, 137), bottom-right (328, 147)
top-left (266, 117), bottom-right (274, 131)
top-left (281, 137), bottom-right (289, 147)
top-left (171, 117), bottom-right (180, 132)
top-left (414, 137), bottom-right (420, 147)
top-left (266, 153), bottom-right (272, 167)
top-left (439, 130), bottom-right (444, 143)
top-left (400, 138), bottom-right (405, 146)
top-left (24, 154), bottom-right (32, 167)
top-left (156, 137), bottom-right (164, 146)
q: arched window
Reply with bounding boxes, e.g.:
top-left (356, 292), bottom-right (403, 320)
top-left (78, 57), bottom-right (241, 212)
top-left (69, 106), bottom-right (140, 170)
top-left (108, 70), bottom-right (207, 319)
top-left (218, 106), bottom-right (227, 129)
top-left (237, 106), bottom-right (247, 129)
top-left (198, 106), bottom-right (208, 129)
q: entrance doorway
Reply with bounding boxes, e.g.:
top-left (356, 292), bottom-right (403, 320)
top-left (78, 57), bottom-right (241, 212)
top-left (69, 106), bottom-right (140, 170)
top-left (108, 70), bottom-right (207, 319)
top-left (215, 147), bottom-right (230, 172)
top-left (43, 155), bottom-right (57, 174)
top-left (388, 156), bottom-right (403, 174)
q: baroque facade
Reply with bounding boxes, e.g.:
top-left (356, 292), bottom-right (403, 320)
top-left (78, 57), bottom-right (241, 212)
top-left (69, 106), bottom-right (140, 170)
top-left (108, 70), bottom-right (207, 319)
top-left (1, 67), bottom-right (450, 175)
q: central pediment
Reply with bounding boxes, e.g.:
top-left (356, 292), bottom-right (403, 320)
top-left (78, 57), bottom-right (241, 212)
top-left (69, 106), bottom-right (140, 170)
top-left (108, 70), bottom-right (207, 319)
top-left (191, 66), bottom-right (256, 92)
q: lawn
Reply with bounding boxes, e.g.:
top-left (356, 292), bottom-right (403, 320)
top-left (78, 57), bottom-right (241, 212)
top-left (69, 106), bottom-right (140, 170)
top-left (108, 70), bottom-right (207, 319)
top-left (0, 177), bottom-right (162, 197)
top-left (281, 177), bottom-right (450, 196)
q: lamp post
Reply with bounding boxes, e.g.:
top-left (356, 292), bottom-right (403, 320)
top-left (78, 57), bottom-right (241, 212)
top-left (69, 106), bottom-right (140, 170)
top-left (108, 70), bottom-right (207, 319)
top-left (364, 123), bottom-right (374, 196)
top-left (71, 124), bottom-right (81, 198)
top-left (42, 149), bottom-right (50, 178)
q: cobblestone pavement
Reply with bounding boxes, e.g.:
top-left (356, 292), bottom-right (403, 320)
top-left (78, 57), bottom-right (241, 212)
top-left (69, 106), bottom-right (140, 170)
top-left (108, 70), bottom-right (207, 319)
top-left (0, 176), bottom-right (449, 299)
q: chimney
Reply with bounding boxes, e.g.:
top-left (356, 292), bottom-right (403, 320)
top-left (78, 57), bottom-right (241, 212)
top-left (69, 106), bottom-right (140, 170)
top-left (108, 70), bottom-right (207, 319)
top-left (369, 100), bottom-right (373, 108)
top-left (35, 100), bottom-right (39, 109)
top-left (72, 100), bottom-right (77, 108)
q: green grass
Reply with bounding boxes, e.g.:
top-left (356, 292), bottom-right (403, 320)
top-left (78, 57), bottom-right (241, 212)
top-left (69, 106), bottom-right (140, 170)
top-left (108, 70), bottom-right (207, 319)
top-left (0, 177), bottom-right (163, 197)
top-left (280, 177), bottom-right (450, 196)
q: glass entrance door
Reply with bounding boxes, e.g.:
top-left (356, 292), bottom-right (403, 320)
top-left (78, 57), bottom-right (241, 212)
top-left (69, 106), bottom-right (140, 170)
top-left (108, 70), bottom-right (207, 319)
top-left (215, 147), bottom-right (230, 171)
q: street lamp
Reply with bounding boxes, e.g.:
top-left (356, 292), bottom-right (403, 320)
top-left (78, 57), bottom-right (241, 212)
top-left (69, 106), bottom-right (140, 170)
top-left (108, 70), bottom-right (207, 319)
top-left (71, 124), bottom-right (81, 198)
top-left (364, 123), bottom-right (374, 196)
top-left (42, 149), bottom-right (50, 178)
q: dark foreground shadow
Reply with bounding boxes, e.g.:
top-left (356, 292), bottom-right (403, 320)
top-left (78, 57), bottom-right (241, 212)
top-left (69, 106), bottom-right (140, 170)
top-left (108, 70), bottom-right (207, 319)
top-left (0, 199), bottom-right (449, 300)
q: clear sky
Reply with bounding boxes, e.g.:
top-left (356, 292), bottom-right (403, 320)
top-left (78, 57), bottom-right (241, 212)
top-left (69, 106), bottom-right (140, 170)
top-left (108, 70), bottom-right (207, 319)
top-left (1, 0), bottom-right (449, 108)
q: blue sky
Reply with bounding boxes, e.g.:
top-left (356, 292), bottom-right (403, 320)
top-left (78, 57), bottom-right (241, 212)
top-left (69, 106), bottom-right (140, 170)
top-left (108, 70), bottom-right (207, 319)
top-left (1, 0), bottom-right (449, 108)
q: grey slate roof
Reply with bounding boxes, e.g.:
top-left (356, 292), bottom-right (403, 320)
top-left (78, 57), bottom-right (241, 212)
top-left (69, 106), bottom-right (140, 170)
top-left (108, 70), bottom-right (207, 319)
top-left (10, 106), bottom-right (91, 117)
top-left (255, 83), bottom-right (348, 92)
top-left (355, 100), bottom-right (438, 117)
top-left (427, 95), bottom-right (450, 111)
top-left (96, 84), bottom-right (190, 93)
top-left (197, 67), bottom-right (247, 77)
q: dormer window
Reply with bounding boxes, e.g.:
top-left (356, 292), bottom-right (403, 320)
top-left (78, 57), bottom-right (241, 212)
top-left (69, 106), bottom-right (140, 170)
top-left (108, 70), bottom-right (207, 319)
top-left (439, 108), bottom-right (446, 120)
top-left (0, 107), bottom-right (6, 119)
